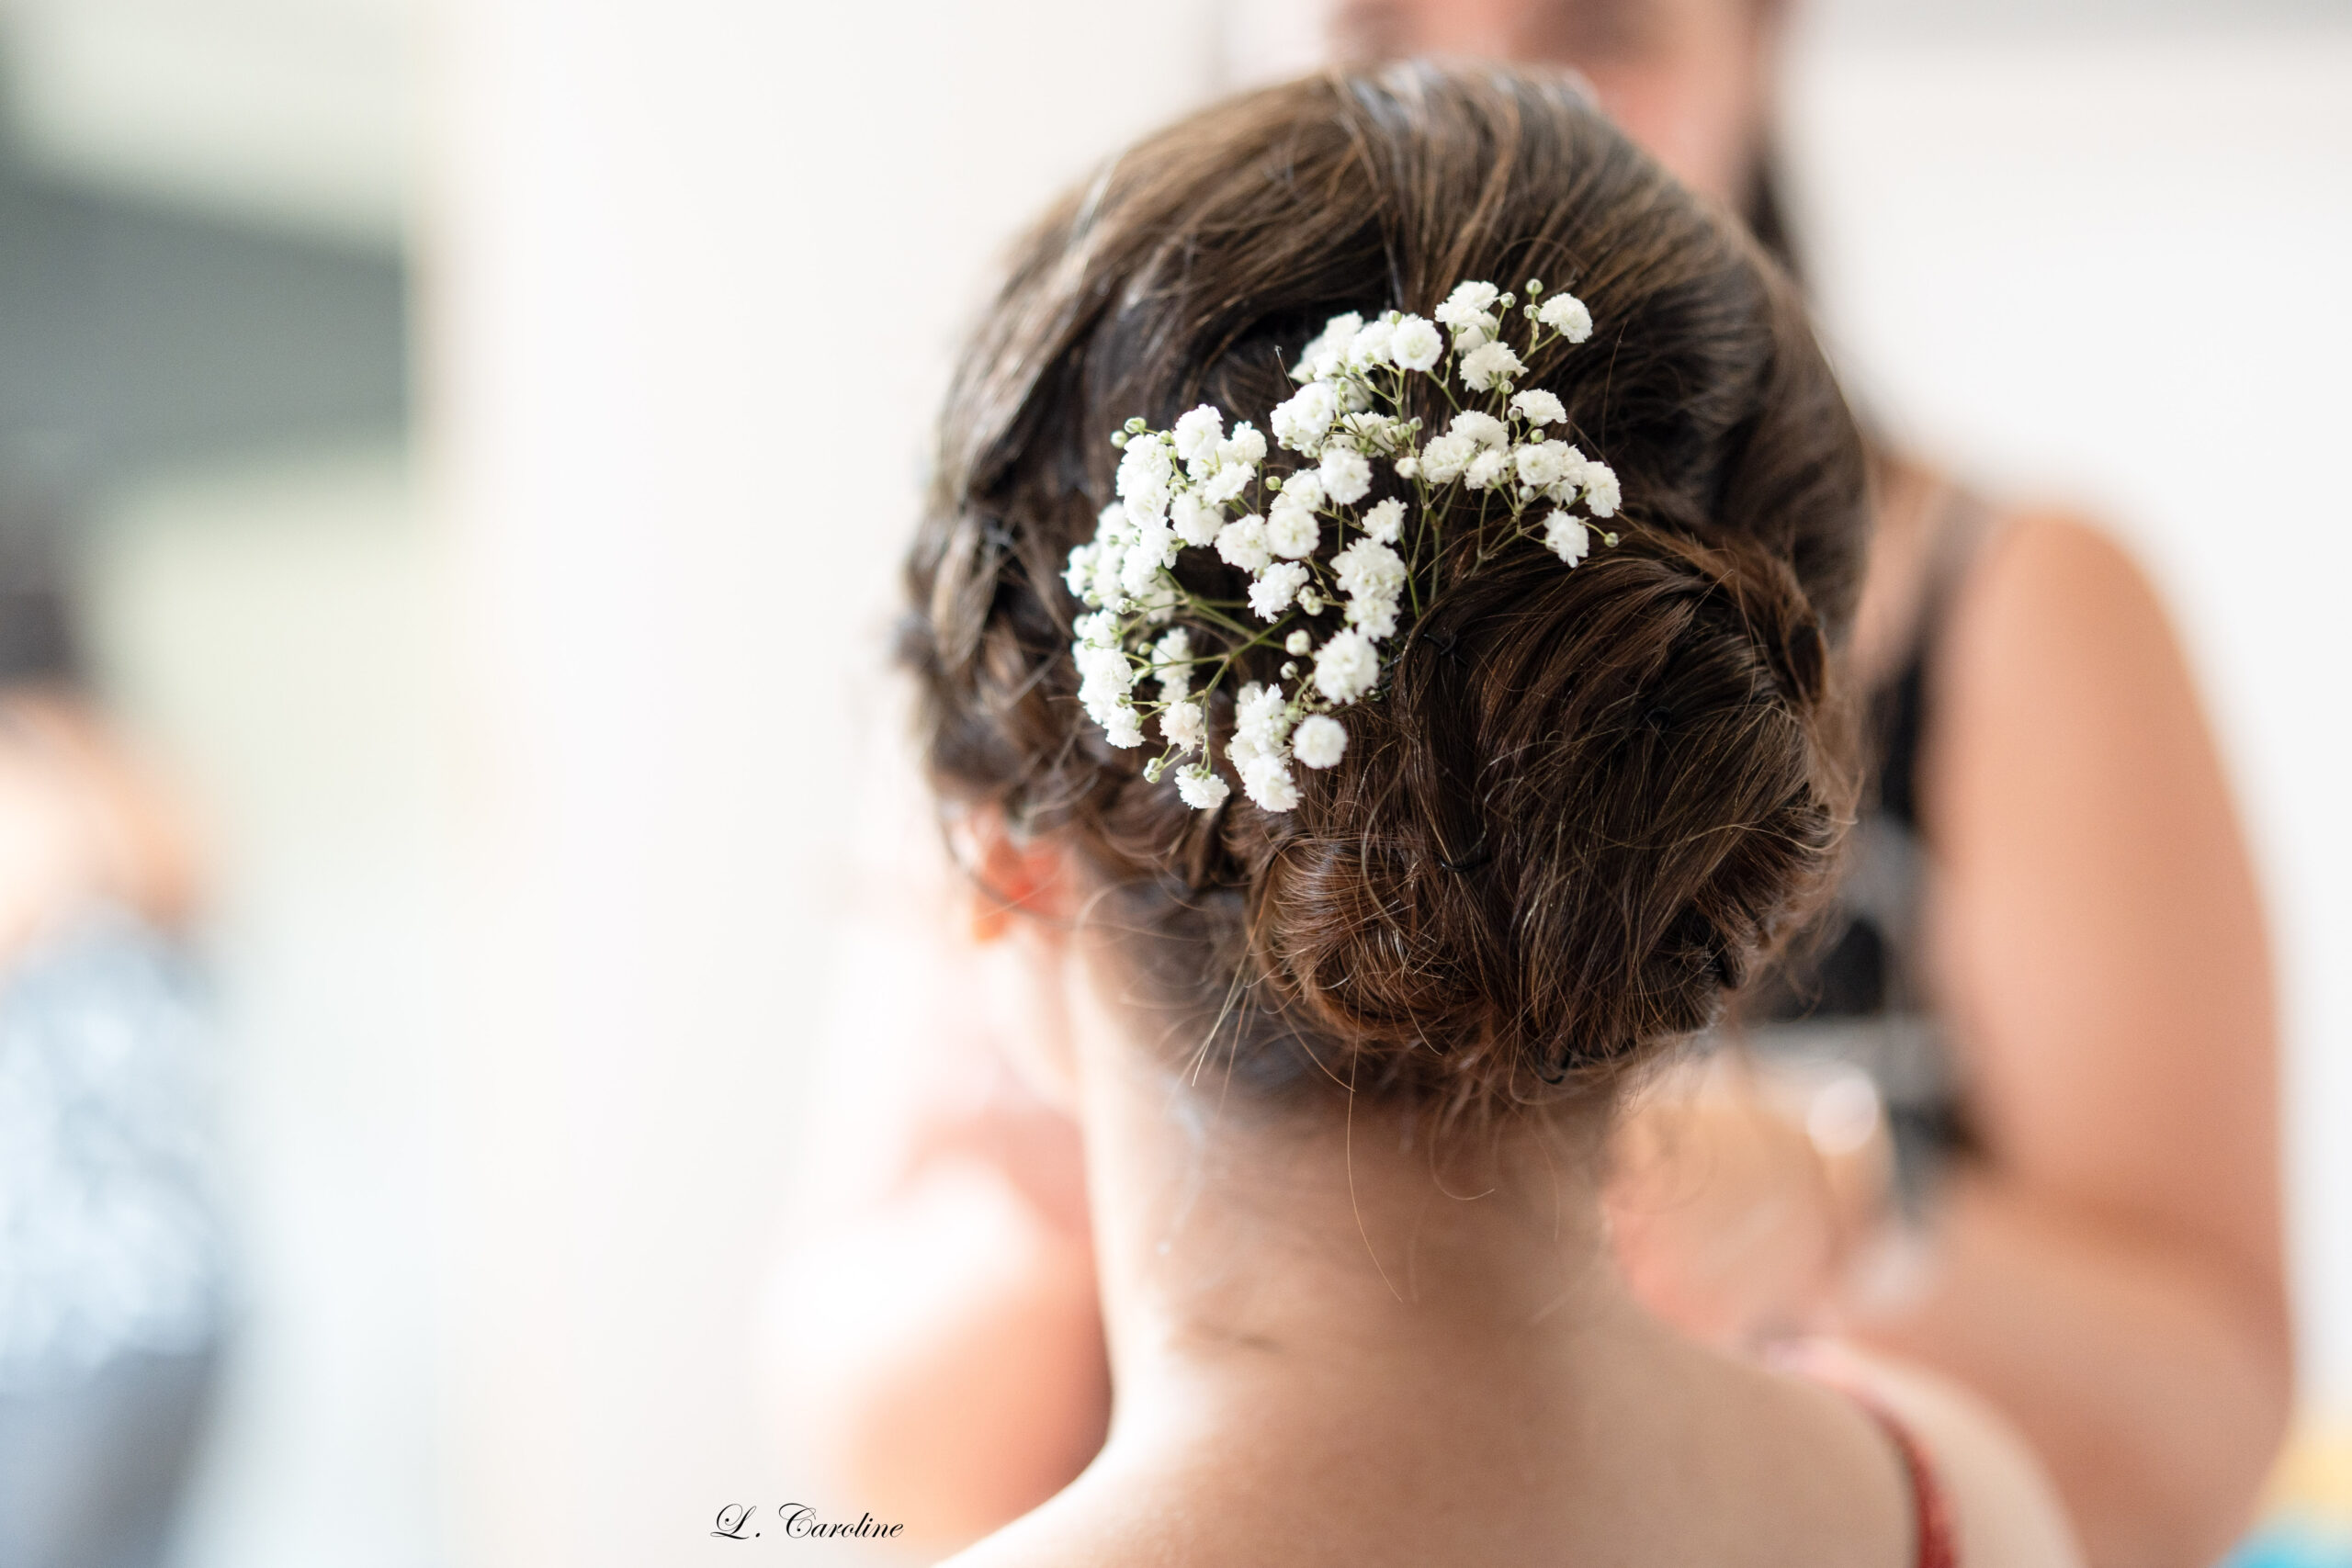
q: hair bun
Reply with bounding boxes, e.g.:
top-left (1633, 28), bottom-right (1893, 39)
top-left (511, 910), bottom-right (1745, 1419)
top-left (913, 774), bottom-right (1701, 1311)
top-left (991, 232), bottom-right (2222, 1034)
top-left (905, 63), bottom-right (1867, 1123)
top-left (1249, 520), bottom-right (1850, 1111)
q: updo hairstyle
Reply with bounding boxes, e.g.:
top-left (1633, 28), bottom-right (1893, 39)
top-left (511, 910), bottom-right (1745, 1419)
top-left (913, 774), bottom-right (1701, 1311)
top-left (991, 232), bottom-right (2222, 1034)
top-left (901, 62), bottom-right (1869, 1128)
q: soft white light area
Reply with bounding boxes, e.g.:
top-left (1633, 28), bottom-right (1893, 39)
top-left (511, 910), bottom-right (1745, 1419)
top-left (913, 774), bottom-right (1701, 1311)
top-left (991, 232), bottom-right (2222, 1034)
top-left (81, 447), bottom-right (445, 1568)
top-left (423, 4), bottom-right (1216, 1563)
top-left (0, 0), bottom-right (413, 244)
top-left (1783, 23), bottom-right (2352, 1408)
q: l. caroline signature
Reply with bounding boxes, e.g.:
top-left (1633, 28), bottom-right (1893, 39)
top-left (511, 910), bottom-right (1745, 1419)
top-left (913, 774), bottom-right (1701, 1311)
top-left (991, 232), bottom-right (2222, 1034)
top-left (712, 1504), bottom-right (905, 1541)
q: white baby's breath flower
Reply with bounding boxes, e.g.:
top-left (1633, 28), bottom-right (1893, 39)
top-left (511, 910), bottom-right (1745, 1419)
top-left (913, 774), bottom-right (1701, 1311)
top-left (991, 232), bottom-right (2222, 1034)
top-left (1514, 439), bottom-right (1578, 493)
top-left (1292, 714), bottom-right (1348, 770)
top-left (1172, 404), bottom-right (1224, 468)
top-left (1064, 541), bottom-right (1100, 601)
top-left (1216, 514), bottom-right (1271, 572)
top-left (1449, 410), bottom-right (1509, 449)
top-left (1232, 722), bottom-right (1300, 810)
top-left (1347, 318), bottom-right (1395, 368)
top-left (1271, 382), bottom-right (1340, 452)
top-left (1442, 280), bottom-right (1499, 316)
top-left (1460, 340), bottom-right (1525, 392)
top-left (1250, 560), bottom-right (1310, 619)
top-left (1200, 463), bottom-right (1251, 507)
top-left (1349, 592), bottom-right (1400, 640)
top-left (1090, 541), bottom-right (1129, 610)
top-left (1219, 423), bottom-right (1268, 468)
top-left (1175, 763), bottom-right (1229, 809)
top-left (1170, 491), bottom-right (1221, 548)
top-left (1533, 445), bottom-right (1586, 504)
top-left (1314, 629), bottom-right (1380, 704)
top-left (1390, 314), bottom-right (1442, 371)
top-left (1544, 511), bottom-right (1591, 567)
top-left (1435, 280), bottom-right (1499, 328)
top-left (1331, 537), bottom-right (1405, 604)
top-left (1291, 311), bottom-right (1363, 383)
top-left (1436, 281), bottom-right (1500, 354)
top-left (1074, 637), bottom-right (1122, 678)
top-left (1279, 469), bottom-right (1324, 509)
top-left (1120, 517), bottom-right (1175, 595)
top-left (1079, 276), bottom-right (1620, 768)
top-left (1102, 703), bottom-right (1145, 748)
top-left (1075, 638), bottom-right (1131, 701)
top-left (1538, 292), bottom-right (1594, 343)
top-left (1579, 460), bottom-right (1621, 518)
top-left (1115, 437), bottom-right (1173, 520)
top-left (1152, 626), bottom-right (1193, 699)
top-left (1266, 503), bottom-right (1319, 559)
top-left (1241, 754), bottom-right (1300, 812)
top-left (1307, 312), bottom-right (1363, 362)
top-left (1419, 433), bottom-right (1476, 485)
top-left (1319, 446), bottom-right (1373, 506)
top-left (1077, 649), bottom-right (1128, 719)
top-left (1236, 682), bottom-right (1293, 749)
top-left (1510, 389), bottom-right (1566, 427)
top-left (1091, 500), bottom-right (1135, 544)
top-left (1162, 697), bottom-right (1205, 751)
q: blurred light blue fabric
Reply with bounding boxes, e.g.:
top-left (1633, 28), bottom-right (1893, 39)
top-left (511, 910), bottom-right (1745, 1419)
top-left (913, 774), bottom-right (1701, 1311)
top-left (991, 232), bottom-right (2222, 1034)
top-left (0, 908), bottom-right (227, 1568)
top-left (2225, 1520), bottom-right (2352, 1568)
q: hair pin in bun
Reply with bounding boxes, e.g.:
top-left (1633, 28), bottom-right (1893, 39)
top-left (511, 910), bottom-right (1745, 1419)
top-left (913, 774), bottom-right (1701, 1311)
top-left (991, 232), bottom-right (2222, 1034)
top-left (1065, 278), bottom-right (1621, 814)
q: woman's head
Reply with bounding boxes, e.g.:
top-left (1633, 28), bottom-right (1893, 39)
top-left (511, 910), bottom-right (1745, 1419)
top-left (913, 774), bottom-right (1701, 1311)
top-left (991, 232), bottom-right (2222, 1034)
top-left (1329, 0), bottom-right (1795, 263)
top-left (904, 63), bottom-right (1864, 1128)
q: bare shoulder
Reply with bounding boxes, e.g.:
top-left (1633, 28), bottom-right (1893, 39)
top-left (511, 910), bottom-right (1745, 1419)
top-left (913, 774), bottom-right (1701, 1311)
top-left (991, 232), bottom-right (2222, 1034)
top-left (1815, 1343), bottom-right (2087, 1568)
top-left (933, 1490), bottom-right (1178, 1568)
top-left (1938, 506), bottom-right (2202, 747)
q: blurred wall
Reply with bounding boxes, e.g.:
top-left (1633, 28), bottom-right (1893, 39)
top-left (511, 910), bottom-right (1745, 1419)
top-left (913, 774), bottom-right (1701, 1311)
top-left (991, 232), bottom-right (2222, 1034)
top-left (86, 447), bottom-right (441, 1568)
top-left (424, 4), bottom-right (1217, 1563)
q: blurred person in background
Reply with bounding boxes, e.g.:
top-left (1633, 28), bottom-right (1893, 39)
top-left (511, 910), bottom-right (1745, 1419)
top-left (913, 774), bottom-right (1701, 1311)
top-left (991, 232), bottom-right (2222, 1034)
top-left (774, 4), bottom-right (2289, 1563)
top-left (0, 491), bottom-right (226, 1568)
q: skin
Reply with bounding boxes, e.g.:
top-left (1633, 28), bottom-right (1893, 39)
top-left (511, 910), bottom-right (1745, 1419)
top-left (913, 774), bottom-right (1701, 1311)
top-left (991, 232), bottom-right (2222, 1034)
top-left (775, 6), bottom-right (2290, 1560)
top-left (0, 688), bottom-right (199, 954)
top-left (930, 828), bottom-right (2079, 1568)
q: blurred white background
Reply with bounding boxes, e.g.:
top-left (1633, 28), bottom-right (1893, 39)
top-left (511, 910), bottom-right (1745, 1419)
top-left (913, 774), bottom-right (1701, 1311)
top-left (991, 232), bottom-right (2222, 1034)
top-left (0, 1), bottom-right (2339, 1564)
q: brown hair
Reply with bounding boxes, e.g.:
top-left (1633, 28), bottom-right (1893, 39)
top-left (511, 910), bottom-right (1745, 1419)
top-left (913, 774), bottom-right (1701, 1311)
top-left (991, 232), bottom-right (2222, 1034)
top-left (902, 63), bottom-right (1867, 1127)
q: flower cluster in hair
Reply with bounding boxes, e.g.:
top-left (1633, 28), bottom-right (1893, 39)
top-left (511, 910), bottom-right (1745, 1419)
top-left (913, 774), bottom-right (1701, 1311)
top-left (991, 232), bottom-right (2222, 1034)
top-left (1064, 278), bottom-right (1621, 813)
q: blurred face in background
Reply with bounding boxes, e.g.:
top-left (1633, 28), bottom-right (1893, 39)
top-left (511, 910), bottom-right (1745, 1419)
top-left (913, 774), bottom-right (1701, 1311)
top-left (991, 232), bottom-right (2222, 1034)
top-left (1329, 0), bottom-right (1784, 210)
